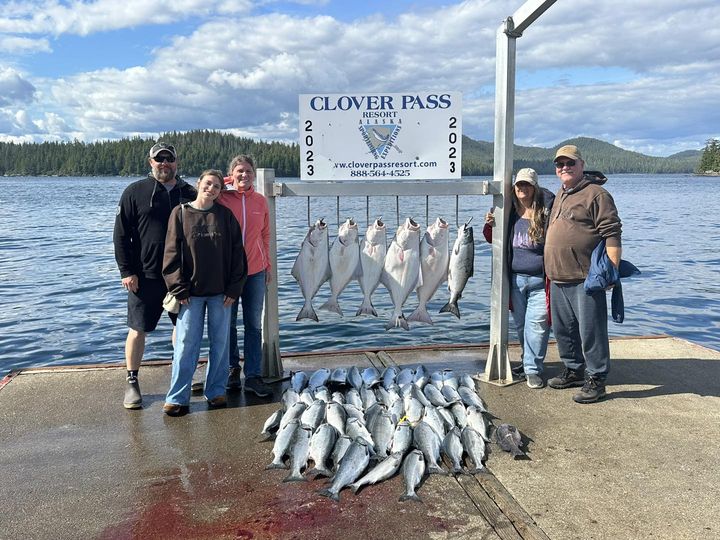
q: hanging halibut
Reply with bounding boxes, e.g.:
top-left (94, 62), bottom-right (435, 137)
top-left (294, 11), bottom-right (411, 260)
top-left (381, 218), bottom-right (422, 330)
top-left (356, 218), bottom-right (387, 317)
top-left (291, 219), bottom-right (331, 321)
top-left (320, 218), bottom-right (361, 317)
top-left (407, 217), bottom-right (450, 324)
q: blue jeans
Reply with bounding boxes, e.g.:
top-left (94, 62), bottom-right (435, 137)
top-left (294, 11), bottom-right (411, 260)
top-left (229, 271), bottom-right (265, 378)
top-left (550, 282), bottom-right (610, 380)
top-left (510, 274), bottom-right (550, 375)
top-left (166, 294), bottom-right (231, 405)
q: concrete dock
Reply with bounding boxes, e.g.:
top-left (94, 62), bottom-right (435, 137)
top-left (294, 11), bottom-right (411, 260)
top-left (1, 336), bottom-right (719, 540)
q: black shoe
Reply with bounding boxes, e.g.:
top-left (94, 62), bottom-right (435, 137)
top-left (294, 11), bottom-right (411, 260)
top-left (123, 376), bottom-right (142, 409)
top-left (548, 368), bottom-right (585, 389)
top-left (573, 378), bottom-right (606, 404)
top-left (511, 363), bottom-right (525, 376)
top-left (227, 367), bottom-right (242, 390)
top-left (244, 376), bottom-right (272, 397)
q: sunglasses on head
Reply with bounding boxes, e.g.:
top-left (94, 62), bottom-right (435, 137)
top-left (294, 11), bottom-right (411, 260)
top-left (154, 154), bottom-right (175, 163)
top-left (554, 159), bottom-right (576, 168)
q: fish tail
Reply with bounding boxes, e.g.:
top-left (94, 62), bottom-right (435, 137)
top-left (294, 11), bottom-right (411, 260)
top-left (407, 305), bottom-right (433, 325)
top-left (439, 301), bottom-right (460, 319)
top-left (319, 297), bottom-right (343, 316)
top-left (265, 461), bottom-right (289, 470)
top-left (356, 298), bottom-right (378, 317)
top-left (317, 488), bottom-right (340, 502)
top-left (399, 492), bottom-right (423, 503)
top-left (428, 465), bottom-right (448, 475)
top-left (297, 301), bottom-right (318, 322)
top-left (384, 315), bottom-right (409, 331)
top-left (349, 483), bottom-right (361, 494)
top-left (259, 433), bottom-right (276, 442)
top-left (283, 471), bottom-right (308, 482)
top-left (468, 465), bottom-right (487, 475)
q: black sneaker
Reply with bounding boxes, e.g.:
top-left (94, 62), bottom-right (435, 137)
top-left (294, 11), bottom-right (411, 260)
top-left (227, 367), bottom-right (242, 390)
top-left (573, 378), bottom-right (606, 404)
top-left (548, 368), bottom-right (585, 389)
top-left (511, 363), bottom-right (525, 376)
top-left (123, 376), bottom-right (142, 409)
top-left (244, 376), bottom-right (272, 398)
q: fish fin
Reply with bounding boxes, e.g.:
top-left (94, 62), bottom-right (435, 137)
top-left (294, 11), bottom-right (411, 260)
top-left (259, 433), bottom-right (277, 442)
top-left (319, 298), bottom-right (343, 316)
top-left (317, 488), bottom-right (340, 502)
top-left (296, 302), bottom-right (319, 322)
top-left (349, 483), bottom-right (361, 494)
top-left (356, 299), bottom-right (378, 317)
top-left (308, 467), bottom-right (333, 478)
top-left (439, 301), bottom-right (460, 319)
top-left (399, 493), bottom-right (423, 503)
top-left (406, 305), bottom-right (433, 325)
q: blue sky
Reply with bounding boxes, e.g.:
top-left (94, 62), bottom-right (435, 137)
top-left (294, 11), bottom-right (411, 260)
top-left (1, 0), bottom-right (718, 156)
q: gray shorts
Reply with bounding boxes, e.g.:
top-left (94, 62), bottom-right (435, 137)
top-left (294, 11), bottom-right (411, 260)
top-left (127, 277), bottom-right (177, 332)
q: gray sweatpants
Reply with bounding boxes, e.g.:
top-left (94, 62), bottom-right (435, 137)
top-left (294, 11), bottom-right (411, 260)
top-left (550, 282), bottom-right (610, 380)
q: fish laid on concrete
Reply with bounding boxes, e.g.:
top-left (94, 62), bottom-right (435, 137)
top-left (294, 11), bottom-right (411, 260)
top-left (442, 426), bottom-right (467, 476)
top-left (381, 218), bottom-right (422, 330)
top-left (370, 410), bottom-right (396, 459)
top-left (320, 218), bottom-right (361, 316)
top-left (266, 419), bottom-right (299, 470)
top-left (495, 423), bottom-right (526, 459)
top-left (291, 219), bottom-right (331, 321)
top-left (290, 371), bottom-right (308, 393)
top-left (361, 366), bottom-right (381, 388)
top-left (318, 437), bottom-right (371, 502)
top-left (330, 435), bottom-right (354, 471)
top-left (439, 220), bottom-right (474, 319)
top-left (279, 401), bottom-right (307, 431)
top-left (284, 424), bottom-right (313, 482)
top-left (348, 365), bottom-right (363, 390)
top-left (326, 401), bottom-right (347, 435)
top-left (260, 408), bottom-right (283, 441)
top-left (466, 405), bottom-right (490, 442)
top-left (399, 449), bottom-right (426, 502)
top-left (308, 367), bottom-right (331, 391)
top-left (357, 218), bottom-right (387, 317)
top-left (413, 421), bottom-right (446, 475)
top-left (307, 423), bottom-right (339, 477)
top-left (300, 399), bottom-right (326, 431)
top-left (391, 419), bottom-right (413, 455)
top-left (461, 426), bottom-right (487, 474)
top-left (408, 218), bottom-right (450, 324)
top-left (350, 452), bottom-right (403, 494)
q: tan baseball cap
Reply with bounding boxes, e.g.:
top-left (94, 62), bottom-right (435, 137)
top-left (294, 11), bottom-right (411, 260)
top-left (514, 168), bottom-right (538, 186)
top-left (554, 145), bottom-right (582, 161)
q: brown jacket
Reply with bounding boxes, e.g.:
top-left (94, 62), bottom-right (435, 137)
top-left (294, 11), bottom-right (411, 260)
top-left (544, 172), bottom-right (622, 283)
top-left (162, 203), bottom-right (247, 300)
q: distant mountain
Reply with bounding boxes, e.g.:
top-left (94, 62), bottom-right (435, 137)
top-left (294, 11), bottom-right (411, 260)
top-left (462, 135), bottom-right (700, 176)
top-left (0, 130), bottom-right (700, 177)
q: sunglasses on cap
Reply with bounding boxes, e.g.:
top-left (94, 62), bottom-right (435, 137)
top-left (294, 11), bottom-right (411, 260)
top-left (153, 154), bottom-right (176, 163)
top-left (554, 159), bottom-right (576, 168)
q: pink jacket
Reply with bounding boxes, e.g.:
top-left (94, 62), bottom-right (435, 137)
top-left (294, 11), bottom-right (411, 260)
top-left (218, 182), bottom-right (270, 276)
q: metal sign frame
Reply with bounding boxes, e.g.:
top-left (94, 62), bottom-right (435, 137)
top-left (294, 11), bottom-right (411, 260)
top-left (257, 0), bottom-right (557, 383)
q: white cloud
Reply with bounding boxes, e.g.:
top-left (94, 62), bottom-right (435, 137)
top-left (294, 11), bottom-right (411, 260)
top-left (0, 35), bottom-right (51, 54)
top-left (0, 67), bottom-right (36, 105)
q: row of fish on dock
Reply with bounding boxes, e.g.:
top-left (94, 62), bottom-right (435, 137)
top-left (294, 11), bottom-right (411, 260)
top-left (291, 216), bottom-right (475, 329)
top-left (261, 365), bottom-right (525, 502)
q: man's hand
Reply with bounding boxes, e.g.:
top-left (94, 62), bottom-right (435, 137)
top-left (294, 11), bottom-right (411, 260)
top-left (122, 275), bottom-right (139, 293)
top-left (223, 296), bottom-right (236, 307)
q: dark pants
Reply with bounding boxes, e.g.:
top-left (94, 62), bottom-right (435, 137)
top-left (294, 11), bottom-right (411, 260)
top-left (550, 282), bottom-right (610, 380)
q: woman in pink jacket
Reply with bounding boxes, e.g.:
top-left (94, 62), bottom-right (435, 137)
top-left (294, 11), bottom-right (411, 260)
top-left (218, 155), bottom-right (273, 397)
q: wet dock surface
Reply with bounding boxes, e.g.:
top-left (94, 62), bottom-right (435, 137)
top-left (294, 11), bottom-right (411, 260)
top-left (2, 336), bottom-right (719, 539)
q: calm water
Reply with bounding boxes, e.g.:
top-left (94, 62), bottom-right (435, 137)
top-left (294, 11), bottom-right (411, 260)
top-left (0, 174), bottom-right (718, 372)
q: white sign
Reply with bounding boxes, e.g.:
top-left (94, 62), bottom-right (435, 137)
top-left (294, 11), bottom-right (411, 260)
top-left (299, 92), bottom-right (462, 181)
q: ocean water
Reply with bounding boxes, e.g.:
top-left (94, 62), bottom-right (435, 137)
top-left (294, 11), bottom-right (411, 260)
top-left (0, 174), bottom-right (718, 372)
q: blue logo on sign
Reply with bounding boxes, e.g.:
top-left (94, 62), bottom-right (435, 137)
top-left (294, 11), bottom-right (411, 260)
top-left (359, 124), bottom-right (402, 159)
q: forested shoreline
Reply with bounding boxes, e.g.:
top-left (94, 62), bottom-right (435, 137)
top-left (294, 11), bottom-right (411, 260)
top-left (0, 130), bottom-right (705, 177)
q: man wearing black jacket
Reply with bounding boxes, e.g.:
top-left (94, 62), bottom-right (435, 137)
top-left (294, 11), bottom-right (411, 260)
top-left (113, 142), bottom-right (196, 409)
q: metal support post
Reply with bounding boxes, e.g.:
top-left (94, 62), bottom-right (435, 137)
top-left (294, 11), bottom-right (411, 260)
top-left (479, 0), bottom-right (557, 386)
top-left (256, 168), bottom-right (283, 379)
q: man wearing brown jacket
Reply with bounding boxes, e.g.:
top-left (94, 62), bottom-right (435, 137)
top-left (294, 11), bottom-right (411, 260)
top-left (544, 145), bottom-right (622, 403)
